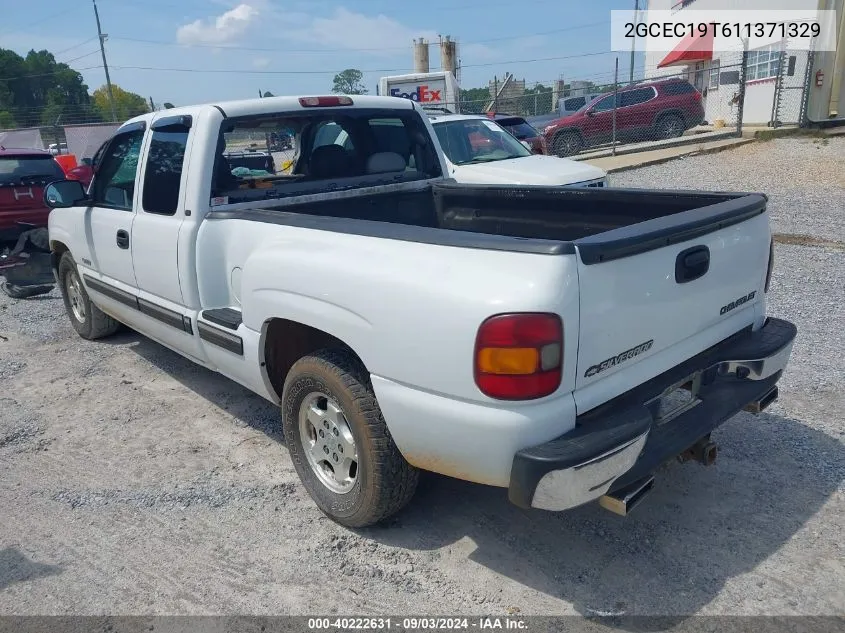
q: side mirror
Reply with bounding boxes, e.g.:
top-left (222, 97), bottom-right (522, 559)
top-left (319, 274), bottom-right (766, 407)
top-left (44, 180), bottom-right (88, 209)
top-left (586, 110), bottom-right (595, 117)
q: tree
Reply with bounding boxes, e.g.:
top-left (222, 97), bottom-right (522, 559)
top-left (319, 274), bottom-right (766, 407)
top-left (459, 87), bottom-right (490, 113)
top-left (331, 69), bottom-right (368, 95)
top-left (0, 111), bottom-right (16, 129)
top-left (523, 84), bottom-right (553, 115)
top-left (0, 47), bottom-right (95, 127)
top-left (92, 84), bottom-right (150, 121)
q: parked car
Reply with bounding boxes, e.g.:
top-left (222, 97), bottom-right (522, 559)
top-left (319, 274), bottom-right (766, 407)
top-left (0, 146), bottom-right (66, 241)
top-left (428, 113), bottom-right (607, 186)
top-left (44, 94), bottom-right (794, 529)
top-left (488, 114), bottom-right (548, 154)
top-left (542, 78), bottom-right (706, 157)
top-left (65, 161), bottom-right (94, 190)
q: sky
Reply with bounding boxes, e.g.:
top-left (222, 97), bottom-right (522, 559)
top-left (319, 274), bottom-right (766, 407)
top-left (0, 0), bottom-right (647, 107)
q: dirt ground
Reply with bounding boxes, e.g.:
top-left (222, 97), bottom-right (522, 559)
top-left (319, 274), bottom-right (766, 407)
top-left (0, 138), bottom-right (843, 619)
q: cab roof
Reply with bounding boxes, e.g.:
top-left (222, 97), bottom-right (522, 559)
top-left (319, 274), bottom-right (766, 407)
top-left (119, 94), bottom-right (419, 131)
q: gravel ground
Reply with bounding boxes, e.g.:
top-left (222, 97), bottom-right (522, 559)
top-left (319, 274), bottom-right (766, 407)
top-left (0, 137), bottom-right (843, 619)
top-left (612, 135), bottom-right (845, 242)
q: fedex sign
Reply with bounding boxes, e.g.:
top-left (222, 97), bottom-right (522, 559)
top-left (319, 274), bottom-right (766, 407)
top-left (389, 82), bottom-right (444, 104)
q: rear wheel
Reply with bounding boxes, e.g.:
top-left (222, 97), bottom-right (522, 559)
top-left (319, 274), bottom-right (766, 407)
top-left (282, 348), bottom-right (419, 528)
top-left (655, 114), bottom-right (685, 140)
top-left (552, 131), bottom-right (583, 157)
top-left (57, 252), bottom-right (121, 340)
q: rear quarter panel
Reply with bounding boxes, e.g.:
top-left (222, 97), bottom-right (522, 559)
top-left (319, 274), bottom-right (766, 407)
top-left (194, 216), bottom-right (583, 486)
top-left (196, 217), bottom-right (581, 404)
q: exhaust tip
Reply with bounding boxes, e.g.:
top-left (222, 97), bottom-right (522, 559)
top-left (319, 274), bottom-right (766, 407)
top-left (599, 477), bottom-right (655, 517)
top-left (743, 387), bottom-right (779, 414)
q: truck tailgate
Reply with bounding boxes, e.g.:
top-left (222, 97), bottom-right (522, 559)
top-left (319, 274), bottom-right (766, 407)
top-left (572, 194), bottom-right (771, 413)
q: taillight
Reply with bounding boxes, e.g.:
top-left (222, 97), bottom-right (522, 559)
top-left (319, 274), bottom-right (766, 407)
top-left (474, 313), bottom-right (563, 400)
top-left (765, 236), bottom-right (774, 293)
top-left (299, 96), bottom-right (353, 107)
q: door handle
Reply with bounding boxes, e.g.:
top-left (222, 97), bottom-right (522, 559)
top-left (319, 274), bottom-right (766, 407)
top-left (675, 245), bottom-right (710, 283)
top-left (116, 229), bottom-right (129, 249)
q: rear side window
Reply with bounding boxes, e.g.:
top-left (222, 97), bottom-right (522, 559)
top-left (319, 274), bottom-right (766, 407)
top-left (142, 121), bottom-right (191, 215)
top-left (661, 82), bottom-right (696, 95)
top-left (0, 155), bottom-right (64, 186)
top-left (620, 88), bottom-right (656, 107)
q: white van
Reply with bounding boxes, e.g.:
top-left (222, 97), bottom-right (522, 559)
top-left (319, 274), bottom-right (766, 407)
top-left (558, 93), bottom-right (607, 117)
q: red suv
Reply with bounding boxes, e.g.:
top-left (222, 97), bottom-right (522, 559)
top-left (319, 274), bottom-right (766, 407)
top-left (542, 78), bottom-right (705, 157)
top-left (0, 147), bottom-right (66, 241)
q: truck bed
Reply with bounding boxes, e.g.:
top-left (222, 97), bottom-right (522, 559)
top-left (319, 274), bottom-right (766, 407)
top-left (208, 181), bottom-right (767, 263)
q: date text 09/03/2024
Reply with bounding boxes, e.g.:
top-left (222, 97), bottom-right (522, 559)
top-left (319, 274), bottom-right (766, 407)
top-left (307, 617), bottom-right (528, 630)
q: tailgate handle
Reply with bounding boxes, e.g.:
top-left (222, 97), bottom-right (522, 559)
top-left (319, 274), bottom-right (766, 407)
top-left (675, 245), bottom-right (710, 283)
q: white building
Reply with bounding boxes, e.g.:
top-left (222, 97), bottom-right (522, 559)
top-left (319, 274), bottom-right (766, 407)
top-left (642, 0), bottom-right (845, 126)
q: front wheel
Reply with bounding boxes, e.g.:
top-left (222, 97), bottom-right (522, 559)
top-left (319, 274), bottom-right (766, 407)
top-left (57, 252), bottom-right (121, 340)
top-left (282, 348), bottom-right (419, 528)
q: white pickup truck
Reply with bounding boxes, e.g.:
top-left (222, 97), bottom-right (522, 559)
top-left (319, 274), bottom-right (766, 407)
top-left (44, 94), bottom-right (797, 528)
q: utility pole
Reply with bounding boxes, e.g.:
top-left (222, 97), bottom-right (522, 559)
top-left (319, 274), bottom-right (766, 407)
top-left (93, 0), bottom-right (117, 121)
top-left (629, 0), bottom-right (639, 84)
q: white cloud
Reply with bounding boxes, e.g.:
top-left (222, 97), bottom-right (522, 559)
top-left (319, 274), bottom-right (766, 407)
top-left (287, 8), bottom-right (437, 55)
top-left (176, 4), bottom-right (259, 46)
top-left (253, 57), bottom-right (271, 68)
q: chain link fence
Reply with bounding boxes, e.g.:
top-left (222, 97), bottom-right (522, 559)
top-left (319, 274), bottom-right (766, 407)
top-left (0, 45), bottom-right (817, 164)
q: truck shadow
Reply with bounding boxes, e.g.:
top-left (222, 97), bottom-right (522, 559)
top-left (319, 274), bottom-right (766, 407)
top-left (0, 547), bottom-right (62, 591)
top-left (125, 333), bottom-right (842, 623)
top-left (363, 412), bottom-right (843, 623)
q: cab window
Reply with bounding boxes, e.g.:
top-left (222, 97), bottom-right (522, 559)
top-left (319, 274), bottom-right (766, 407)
top-left (91, 129), bottom-right (144, 210)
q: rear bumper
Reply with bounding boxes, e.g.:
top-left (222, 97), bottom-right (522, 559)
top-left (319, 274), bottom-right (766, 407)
top-left (508, 317), bottom-right (797, 511)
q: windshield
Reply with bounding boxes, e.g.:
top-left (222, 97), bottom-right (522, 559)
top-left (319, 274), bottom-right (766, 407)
top-left (433, 119), bottom-right (532, 165)
top-left (0, 155), bottom-right (65, 186)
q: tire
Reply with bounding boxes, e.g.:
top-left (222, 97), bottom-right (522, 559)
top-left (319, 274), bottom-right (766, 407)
top-left (552, 131), bottom-right (583, 157)
top-left (57, 252), bottom-right (121, 340)
top-left (654, 114), bottom-right (685, 140)
top-left (282, 348), bottom-right (419, 528)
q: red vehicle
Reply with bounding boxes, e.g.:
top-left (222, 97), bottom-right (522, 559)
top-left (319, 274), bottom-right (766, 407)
top-left (66, 161), bottom-right (94, 190)
top-left (0, 147), bottom-right (66, 241)
top-left (542, 78), bottom-right (705, 157)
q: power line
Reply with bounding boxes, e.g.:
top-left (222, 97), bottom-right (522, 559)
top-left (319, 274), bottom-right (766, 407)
top-left (61, 50), bottom-right (104, 65)
top-left (54, 38), bottom-right (100, 57)
top-left (109, 51), bottom-right (615, 77)
top-left (108, 21), bottom-right (609, 54)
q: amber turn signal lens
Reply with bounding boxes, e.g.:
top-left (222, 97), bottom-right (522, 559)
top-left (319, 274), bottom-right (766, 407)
top-left (477, 347), bottom-right (539, 375)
